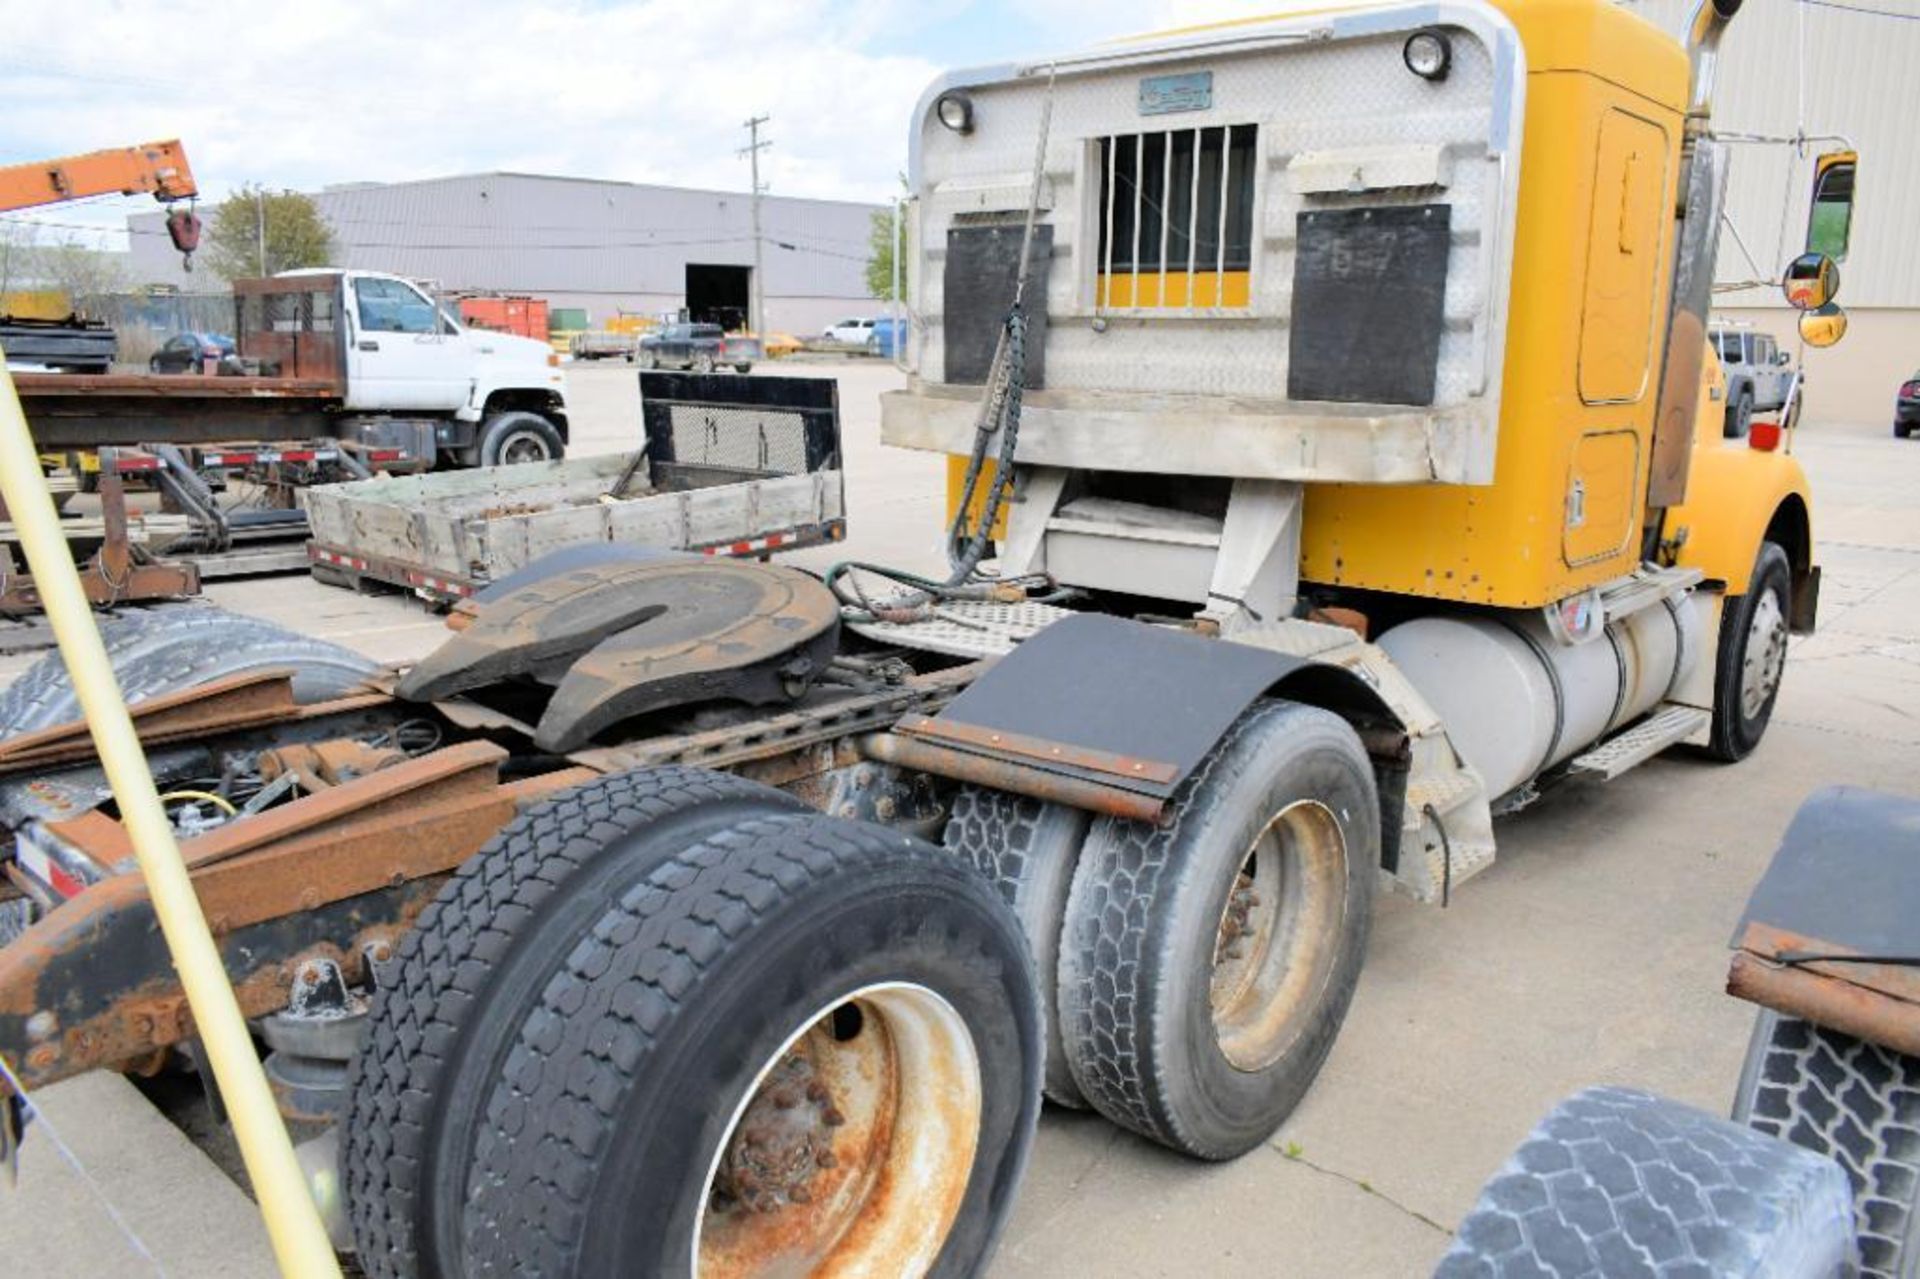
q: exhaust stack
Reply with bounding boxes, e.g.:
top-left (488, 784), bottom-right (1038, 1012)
top-left (1646, 0), bottom-right (1743, 518)
top-left (1686, 0), bottom-right (1744, 122)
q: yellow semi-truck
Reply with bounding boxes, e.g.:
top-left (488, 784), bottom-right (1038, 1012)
top-left (0, 1), bottom-right (1869, 1273)
top-left (871, 0), bottom-right (1845, 1186)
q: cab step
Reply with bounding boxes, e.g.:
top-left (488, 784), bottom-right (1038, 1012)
top-left (1568, 704), bottom-right (1711, 781)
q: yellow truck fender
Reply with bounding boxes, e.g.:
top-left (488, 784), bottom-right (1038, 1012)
top-left (1664, 443), bottom-right (1816, 631)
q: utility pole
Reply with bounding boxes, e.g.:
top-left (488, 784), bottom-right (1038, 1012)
top-left (254, 187), bottom-right (267, 276)
top-left (739, 115), bottom-right (771, 336)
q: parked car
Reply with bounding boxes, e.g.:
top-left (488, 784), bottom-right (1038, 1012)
top-left (867, 317), bottom-right (905, 358)
top-left (636, 322), bottom-right (759, 374)
top-left (147, 331), bottom-right (236, 374)
top-left (1709, 326), bottom-right (1795, 438)
top-left (822, 317), bottom-right (877, 345)
top-left (1898, 371), bottom-right (1920, 438)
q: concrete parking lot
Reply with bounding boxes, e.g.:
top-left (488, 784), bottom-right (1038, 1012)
top-left (1, 360), bottom-right (1915, 1276)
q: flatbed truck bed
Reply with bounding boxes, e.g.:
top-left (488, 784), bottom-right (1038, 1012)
top-left (13, 373), bottom-right (343, 450)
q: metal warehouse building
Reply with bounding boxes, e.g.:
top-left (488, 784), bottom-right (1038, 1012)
top-left (126, 171), bottom-right (882, 337)
top-left (1635, 0), bottom-right (1919, 424)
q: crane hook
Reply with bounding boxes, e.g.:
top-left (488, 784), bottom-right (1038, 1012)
top-left (165, 201), bottom-right (201, 272)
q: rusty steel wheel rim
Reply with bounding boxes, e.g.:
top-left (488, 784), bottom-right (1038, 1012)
top-left (1209, 800), bottom-right (1347, 1073)
top-left (694, 982), bottom-right (982, 1278)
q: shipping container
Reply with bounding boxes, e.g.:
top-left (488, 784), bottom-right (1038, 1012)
top-left (456, 295), bottom-right (550, 341)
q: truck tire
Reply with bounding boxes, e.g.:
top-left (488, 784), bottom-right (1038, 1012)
top-left (944, 785), bottom-right (1091, 1108)
top-left (0, 606), bottom-right (180, 734)
top-left (343, 767), bottom-right (805, 1279)
top-left (1726, 387), bottom-right (1754, 439)
top-left (1056, 700), bottom-right (1377, 1159)
top-left (638, 349), bottom-right (658, 370)
top-left (458, 812), bottom-right (1042, 1278)
top-left (0, 606), bottom-right (376, 740)
top-left (1734, 1011), bottom-right (1920, 1278)
top-left (692, 352), bottom-right (716, 375)
top-left (1438, 1085), bottom-right (1856, 1278)
top-left (477, 411), bottom-right (563, 467)
top-left (1706, 540), bottom-right (1792, 763)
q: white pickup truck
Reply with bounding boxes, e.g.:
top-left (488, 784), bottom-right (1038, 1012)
top-left (16, 269), bottom-right (573, 470)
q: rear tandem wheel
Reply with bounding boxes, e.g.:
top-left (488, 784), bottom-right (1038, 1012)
top-left (344, 778), bottom-right (1043, 1278)
top-left (1056, 699), bottom-right (1378, 1159)
top-left (343, 767), bottom-right (807, 1279)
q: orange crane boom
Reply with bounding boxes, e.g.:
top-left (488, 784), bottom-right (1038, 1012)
top-left (0, 139), bottom-right (197, 213)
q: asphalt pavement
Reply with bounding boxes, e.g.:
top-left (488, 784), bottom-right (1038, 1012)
top-left (0, 359), bottom-right (1913, 1276)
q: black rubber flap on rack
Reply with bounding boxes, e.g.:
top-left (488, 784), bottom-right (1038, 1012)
top-left (533, 559), bottom-right (840, 752)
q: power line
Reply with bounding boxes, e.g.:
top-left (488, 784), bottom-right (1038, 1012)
top-left (1796, 0), bottom-right (1920, 18)
top-left (0, 215), bottom-right (836, 253)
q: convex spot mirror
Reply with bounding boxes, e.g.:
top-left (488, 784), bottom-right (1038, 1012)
top-left (1782, 253), bottom-right (1839, 311)
top-left (1799, 303), bottom-right (1847, 349)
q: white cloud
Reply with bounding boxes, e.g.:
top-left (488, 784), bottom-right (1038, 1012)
top-left (0, 0), bottom-right (1316, 248)
top-left (0, 0), bottom-right (949, 239)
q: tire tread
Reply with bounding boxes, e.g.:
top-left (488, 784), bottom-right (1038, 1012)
top-left (459, 813), bottom-right (1023, 1276)
top-left (1438, 1085), bottom-right (1856, 1277)
top-left (1736, 1013), bottom-right (1920, 1278)
top-left (343, 766), bottom-right (797, 1279)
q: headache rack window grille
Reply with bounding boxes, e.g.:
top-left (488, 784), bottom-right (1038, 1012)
top-left (1096, 123), bottom-right (1257, 313)
top-left (639, 372), bottom-right (842, 491)
top-left (666, 405), bottom-right (810, 477)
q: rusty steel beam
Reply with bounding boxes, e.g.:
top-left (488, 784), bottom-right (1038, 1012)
top-left (1727, 951), bottom-right (1920, 1059)
top-left (12, 374), bottom-right (337, 400)
top-left (95, 452), bottom-right (133, 586)
top-left (0, 558), bottom-right (199, 617)
top-left (1733, 921), bottom-right (1920, 1011)
top-left (0, 748), bottom-right (608, 1090)
top-left (570, 663), bottom-right (980, 777)
top-left (178, 741), bottom-right (507, 871)
top-left (0, 671), bottom-right (388, 774)
top-left (191, 786), bottom-right (515, 932)
top-left (0, 873), bottom-right (443, 1091)
top-left (894, 713), bottom-right (1180, 786)
top-left (860, 732), bottom-right (1165, 823)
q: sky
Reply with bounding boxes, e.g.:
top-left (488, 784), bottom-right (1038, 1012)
top-left (0, 0), bottom-right (1262, 249)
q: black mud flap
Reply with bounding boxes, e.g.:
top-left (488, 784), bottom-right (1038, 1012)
top-left (898, 614), bottom-right (1319, 808)
top-left (1735, 786), bottom-right (1920, 963)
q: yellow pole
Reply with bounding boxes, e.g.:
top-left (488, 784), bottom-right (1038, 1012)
top-left (0, 364), bottom-right (340, 1278)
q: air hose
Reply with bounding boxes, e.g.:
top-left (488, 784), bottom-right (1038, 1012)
top-left (831, 69), bottom-right (1062, 626)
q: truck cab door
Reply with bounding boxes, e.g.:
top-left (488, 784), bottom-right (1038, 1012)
top-left (345, 276), bottom-right (472, 411)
